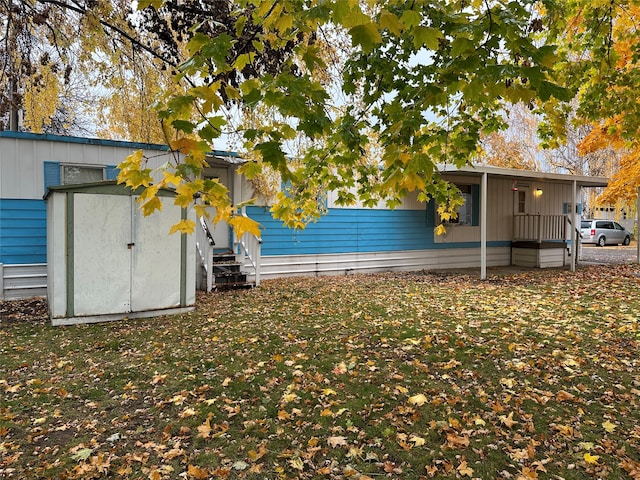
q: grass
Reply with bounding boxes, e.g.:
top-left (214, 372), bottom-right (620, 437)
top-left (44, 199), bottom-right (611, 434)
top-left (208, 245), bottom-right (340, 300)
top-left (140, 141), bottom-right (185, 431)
top-left (1, 265), bottom-right (640, 479)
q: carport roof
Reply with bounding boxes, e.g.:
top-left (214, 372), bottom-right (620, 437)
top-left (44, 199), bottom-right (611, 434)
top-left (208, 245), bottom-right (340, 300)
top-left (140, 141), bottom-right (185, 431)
top-left (439, 164), bottom-right (609, 188)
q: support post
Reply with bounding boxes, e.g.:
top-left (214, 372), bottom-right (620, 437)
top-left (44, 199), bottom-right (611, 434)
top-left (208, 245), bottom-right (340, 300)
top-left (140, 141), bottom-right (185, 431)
top-left (571, 180), bottom-right (577, 272)
top-left (0, 263), bottom-right (4, 301)
top-left (481, 172), bottom-right (488, 280)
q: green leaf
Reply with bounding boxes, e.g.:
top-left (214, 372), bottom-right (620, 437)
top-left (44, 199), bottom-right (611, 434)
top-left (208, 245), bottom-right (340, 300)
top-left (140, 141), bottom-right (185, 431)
top-left (349, 23), bottom-right (383, 53)
top-left (450, 37), bottom-right (474, 57)
top-left (235, 16), bottom-right (247, 37)
top-left (234, 52), bottom-right (254, 71)
top-left (379, 11), bottom-right (403, 35)
top-left (413, 26), bottom-right (442, 50)
top-left (332, 0), bottom-right (354, 23)
top-left (186, 32), bottom-right (211, 56)
top-left (255, 141), bottom-right (288, 169)
top-left (400, 10), bottom-right (421, 28)
top-left (538, 80), bottom-right (572, 102)
top-left (171, 120), bottom-right (195, 133)
top-left (238, 161), bottom-right (263, 179)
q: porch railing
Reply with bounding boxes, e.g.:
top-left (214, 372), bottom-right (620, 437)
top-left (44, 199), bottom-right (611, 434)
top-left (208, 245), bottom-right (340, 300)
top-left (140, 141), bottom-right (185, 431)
top-left (233, 209), bottom-right (262, 287)
top-left (513, 214), bottom-right (568, 242)
top-left (196, 216), bottom-right (215, 292)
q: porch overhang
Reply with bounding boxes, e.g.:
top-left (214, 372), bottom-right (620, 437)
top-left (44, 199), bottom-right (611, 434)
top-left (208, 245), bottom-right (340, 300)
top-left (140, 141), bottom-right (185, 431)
top-left (438, 164), bottom-right (609, 188)
top-left (438, 164), bottom-right (610, 279)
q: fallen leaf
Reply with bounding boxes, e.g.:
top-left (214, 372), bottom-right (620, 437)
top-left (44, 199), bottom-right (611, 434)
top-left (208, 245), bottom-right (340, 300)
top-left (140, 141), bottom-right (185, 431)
top-left (584, 453), bottom-right (600, 464)
top-left (327, 436), bottom-right (347, 448)
top-left (197, 417), bottom-right (212, 439)
top-left (408, 393), bottom-right (428, 406)
top-left (457, 459), bottom-right (473, 477)
top-left (602, 420), bottom-right (617, 433)
top-left (500, 412), bottom-right (518, 428)
top-left (187, 464), bottom-right (210, 479)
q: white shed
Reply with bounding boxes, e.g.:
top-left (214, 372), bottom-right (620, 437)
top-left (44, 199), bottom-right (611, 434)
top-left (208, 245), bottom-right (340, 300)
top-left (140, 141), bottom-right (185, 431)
top-left (45, 182), bottom-right (195, 326)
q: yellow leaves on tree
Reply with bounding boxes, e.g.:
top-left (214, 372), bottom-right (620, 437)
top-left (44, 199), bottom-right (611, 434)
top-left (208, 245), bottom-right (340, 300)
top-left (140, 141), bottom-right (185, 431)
top-left (580, 117), bottom-right (640, 205)
top-left (22, 64), bottom-right (61, 133)
top-left (575, 3), bottom-right (640, 207)
top-left (116, 147), bottom-right (262, 239)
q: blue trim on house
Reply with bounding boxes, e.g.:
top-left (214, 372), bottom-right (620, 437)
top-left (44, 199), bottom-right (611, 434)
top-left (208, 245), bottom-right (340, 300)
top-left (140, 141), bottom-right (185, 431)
top-left (44, 161), bottom-right (61, 192)
top-left (0, 198), bottom-right (47, 264)
top-left (0, 131), bottom-right (241, 158)
top-left (106, 165), bottom-right (120, 180)
top-left (247, 206), bottom-right (511, 256)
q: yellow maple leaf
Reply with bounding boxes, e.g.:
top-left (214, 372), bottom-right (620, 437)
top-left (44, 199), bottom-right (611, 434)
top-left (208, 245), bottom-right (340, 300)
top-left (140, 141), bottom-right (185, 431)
top-left (584, 453), bottom-right (600, 464)
top-left (409, 435), bottom-right (426, 446)
top-left (169, 219), bottom-right (196, 235)
top-left (434, 224), bottom-right (447, 236)
top-left (602, 420), bottom-right (616, 433)
top-left (281, 392), bottom-right (298, 403)
top-left (457, 460), bottom-right (473, 477)
top-left (228, 215), bottom-right (261, 239)
top-left (408, 393), bottom-right (428, 406)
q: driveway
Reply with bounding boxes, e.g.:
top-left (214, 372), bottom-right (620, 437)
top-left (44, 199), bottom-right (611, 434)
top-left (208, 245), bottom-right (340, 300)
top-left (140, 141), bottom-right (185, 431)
top-left (579, 242), bottom-right (640, 265)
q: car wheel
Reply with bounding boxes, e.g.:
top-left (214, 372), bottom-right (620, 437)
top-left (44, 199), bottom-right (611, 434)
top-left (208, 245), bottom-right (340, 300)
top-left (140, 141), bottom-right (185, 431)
top-left (597, 236), bottom-right (606, 247)
top-left (623, 236), bottom-right (631, 246)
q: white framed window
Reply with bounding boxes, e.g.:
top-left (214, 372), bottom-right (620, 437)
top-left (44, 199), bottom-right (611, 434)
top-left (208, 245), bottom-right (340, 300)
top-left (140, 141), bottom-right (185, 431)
top-left (517, 191), bottom-right (526, 213)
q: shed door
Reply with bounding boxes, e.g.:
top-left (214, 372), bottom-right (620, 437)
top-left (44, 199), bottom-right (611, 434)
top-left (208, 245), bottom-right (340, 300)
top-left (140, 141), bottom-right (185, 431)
top-left (130, 197), bottom-right (182, 311)
top-left (72, 193), bottom-right (183, 316)
top-left (73, 193), bottom-right (131, 316)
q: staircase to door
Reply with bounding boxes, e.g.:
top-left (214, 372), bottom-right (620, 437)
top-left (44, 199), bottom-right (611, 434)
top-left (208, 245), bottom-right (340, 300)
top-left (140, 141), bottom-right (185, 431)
top-left (196, 214), bottom-right (261, 292)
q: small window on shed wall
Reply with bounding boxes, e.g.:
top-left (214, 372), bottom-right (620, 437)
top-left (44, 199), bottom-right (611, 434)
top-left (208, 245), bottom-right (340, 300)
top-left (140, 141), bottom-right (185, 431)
top-left (62, 165), bottom-right (105, 185)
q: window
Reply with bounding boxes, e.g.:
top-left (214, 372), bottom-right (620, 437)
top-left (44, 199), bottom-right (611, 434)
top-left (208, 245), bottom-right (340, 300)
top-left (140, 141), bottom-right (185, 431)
top-left (596, 221), bottom-right (614, 229)
top-left (61, 165), bottom-right (105, 185)
top-left (44, 161), bottom-right (118, 192)
top-left (517, 191), bottom-right (526, 213)
top-left (448, 184), bottom-right (474, 225)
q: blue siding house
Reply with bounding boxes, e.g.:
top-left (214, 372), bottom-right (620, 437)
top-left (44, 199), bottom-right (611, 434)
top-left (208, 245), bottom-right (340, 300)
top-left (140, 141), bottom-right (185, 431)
top-left (0, 132), bottom-right (608, 300)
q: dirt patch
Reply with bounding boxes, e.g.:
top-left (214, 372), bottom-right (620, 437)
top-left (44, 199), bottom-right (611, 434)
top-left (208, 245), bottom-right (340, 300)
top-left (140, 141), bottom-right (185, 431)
top-left (0, 297), bottom-right (49, 324)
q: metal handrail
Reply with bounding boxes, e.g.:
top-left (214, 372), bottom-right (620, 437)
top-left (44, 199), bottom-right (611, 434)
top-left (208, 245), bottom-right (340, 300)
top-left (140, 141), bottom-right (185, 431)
top-left (234, 209), bottom-right (262, 287)
top-left (196, 216), bottom-right (214, 292)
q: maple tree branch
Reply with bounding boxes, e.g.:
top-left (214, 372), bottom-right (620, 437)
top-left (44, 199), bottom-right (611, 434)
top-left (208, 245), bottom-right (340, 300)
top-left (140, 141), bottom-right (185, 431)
top-left (34, 0), bottom-right (179, 69)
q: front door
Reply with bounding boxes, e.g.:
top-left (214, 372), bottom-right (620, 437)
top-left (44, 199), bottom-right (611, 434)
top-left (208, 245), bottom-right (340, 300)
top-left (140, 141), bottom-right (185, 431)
top-left (202, 166), bottom-right (231, 251)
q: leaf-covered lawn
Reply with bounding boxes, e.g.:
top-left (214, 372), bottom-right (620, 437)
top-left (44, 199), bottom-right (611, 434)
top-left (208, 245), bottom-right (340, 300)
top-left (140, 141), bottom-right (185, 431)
top-left (2, 265), bottom-right (640, 479)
